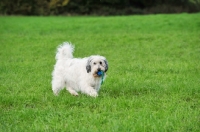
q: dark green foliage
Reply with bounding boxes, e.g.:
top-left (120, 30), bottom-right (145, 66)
top-left (64, 0), bottom-right (200, 15)
top-left (0, 0), bottom-right (69, 15)
top-left (0, 0), bottom-right (200, 15)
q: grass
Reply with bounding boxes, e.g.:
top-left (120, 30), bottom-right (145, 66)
top-left (0, 13), bottom-right (200, 131)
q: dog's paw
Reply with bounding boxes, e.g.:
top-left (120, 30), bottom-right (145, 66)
top-left (67, 88), bottom-right (79, 96)
top-left (53, 89), bottom-right (60, 96)
top-left (70, 92), bottom-right (79, 96)
top-left (88, 90), bottom-right (98, 97)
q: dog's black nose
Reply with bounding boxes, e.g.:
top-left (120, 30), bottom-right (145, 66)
top-left (97, 68), bottom-right (101, 71)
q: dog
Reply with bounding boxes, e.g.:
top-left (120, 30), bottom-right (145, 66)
top-left (51, 42), bottom-right (108, 97)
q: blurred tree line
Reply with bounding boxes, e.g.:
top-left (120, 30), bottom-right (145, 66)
top-left (0, 0), bottom-right (200, 15)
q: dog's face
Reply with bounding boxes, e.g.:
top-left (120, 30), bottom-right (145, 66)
top-left (86, 55), bottom-right (108, 77)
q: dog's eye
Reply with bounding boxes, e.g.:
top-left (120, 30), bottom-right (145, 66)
top-left (93, 62), bottom-right (96, 65)
top-left (100, 61), bottom-right (102, 65)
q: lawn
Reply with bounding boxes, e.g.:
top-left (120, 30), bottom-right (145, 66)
top-left (0, 13), bottom-right (200, 131)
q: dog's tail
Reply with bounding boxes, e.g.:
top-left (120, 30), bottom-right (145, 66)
top-left (55, 42), bottom-right (74, 60)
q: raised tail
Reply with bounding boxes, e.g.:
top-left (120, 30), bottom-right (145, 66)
top-left (55, 42), bottom-right (74, 60)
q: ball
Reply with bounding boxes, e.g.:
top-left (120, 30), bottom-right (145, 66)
top-left (97, 70), bottom-right (102, 76)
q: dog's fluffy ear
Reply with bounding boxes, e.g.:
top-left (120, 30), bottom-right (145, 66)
top-left (104, 59), bottom-right (108, 72)
top-left (86, 57), bottom-right (92, 73)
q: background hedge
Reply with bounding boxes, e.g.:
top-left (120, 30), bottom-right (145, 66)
top-left (0, 0), bottom-right (200, 15)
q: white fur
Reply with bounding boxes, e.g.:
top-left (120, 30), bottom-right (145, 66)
top-left (52, 42), bottom-right (108, 97)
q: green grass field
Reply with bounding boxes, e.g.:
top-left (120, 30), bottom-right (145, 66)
top-left (0, 13), bottom-right (200, 131)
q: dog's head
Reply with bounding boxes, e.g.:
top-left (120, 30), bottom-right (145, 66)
top-left (86, 55), bottom-right (108, 77)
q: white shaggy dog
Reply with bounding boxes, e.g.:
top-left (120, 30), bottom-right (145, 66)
top-left (52, 42), bottom-right (108, 97)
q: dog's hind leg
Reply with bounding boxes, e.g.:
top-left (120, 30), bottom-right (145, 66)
top-left (52, 85), bottom-right (62, 96)
top-left (52, 86), bottom-right (63, 96)
top-left (52, 78), bottom-right (65, 96)
top-left (67, 87), bottom-right (79, 96)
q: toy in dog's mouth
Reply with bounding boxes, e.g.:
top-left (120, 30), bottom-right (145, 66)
top-left (97, 70), bottom-right (103, 76)
top-left (93, 70), bottom-right (104, 77)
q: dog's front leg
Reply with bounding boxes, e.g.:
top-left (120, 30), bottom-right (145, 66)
top-left (83, 86), bottom-right (98, 97)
